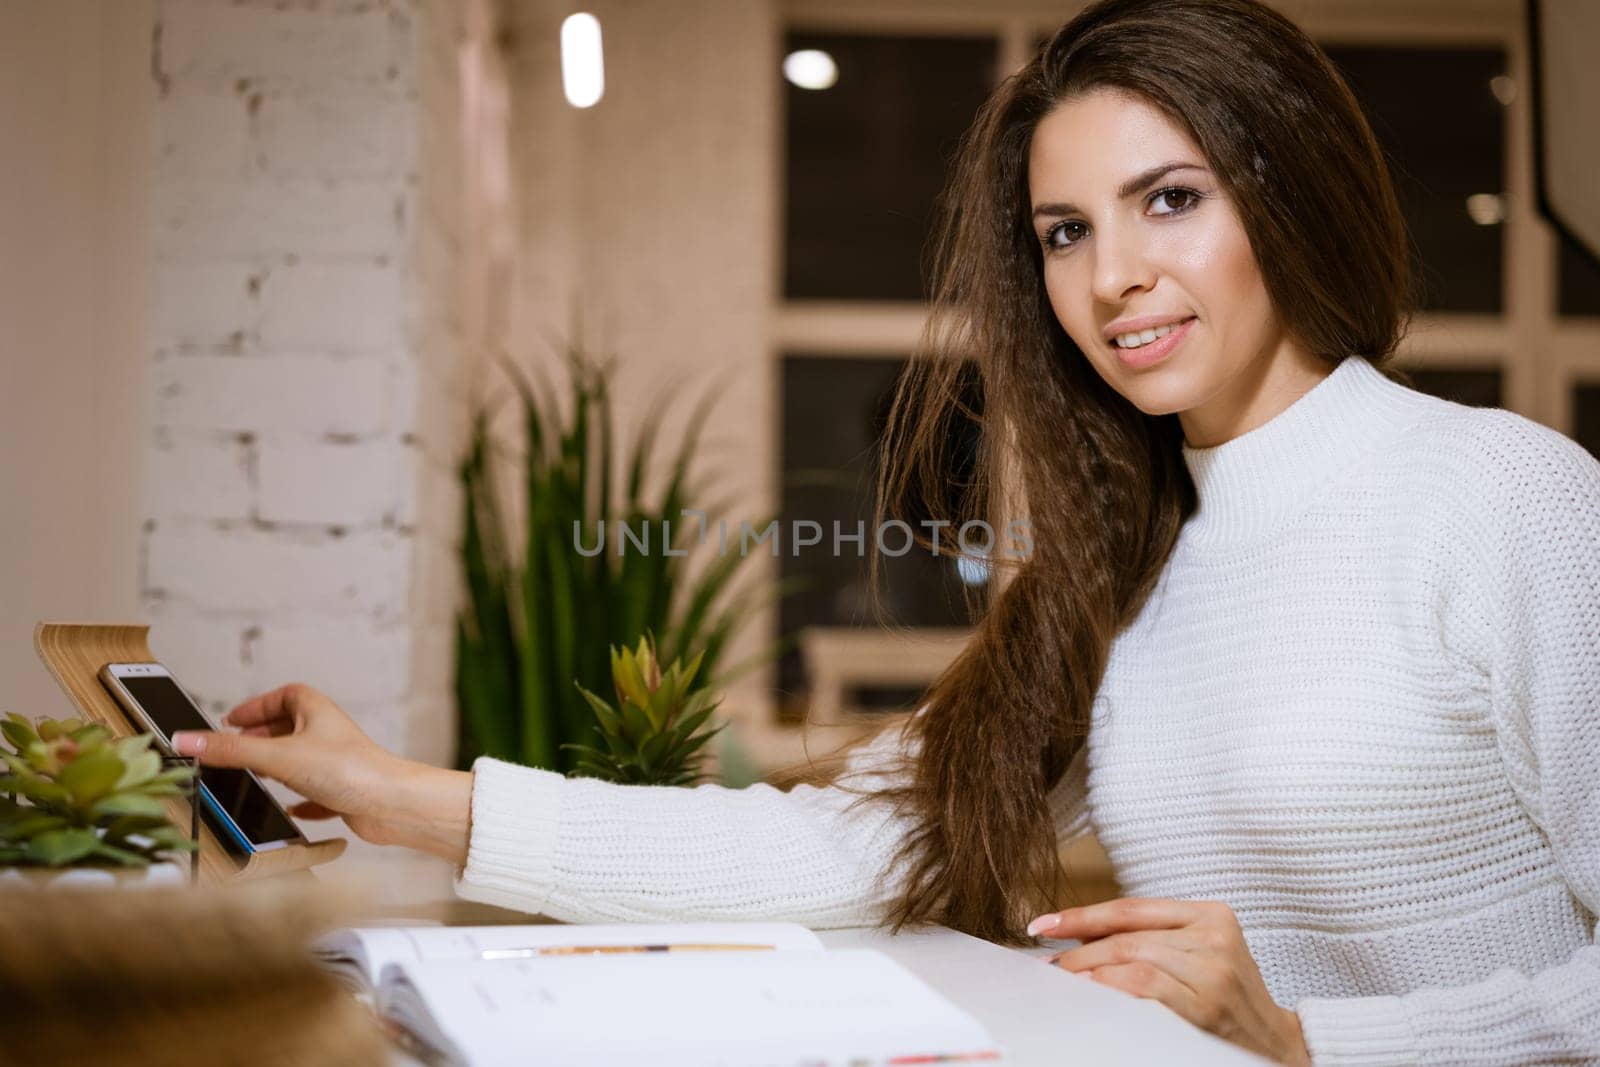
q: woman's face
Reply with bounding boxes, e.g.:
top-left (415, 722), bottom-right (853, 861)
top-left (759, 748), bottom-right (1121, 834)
top-left (1027, 89), bottom-right (1325, 447)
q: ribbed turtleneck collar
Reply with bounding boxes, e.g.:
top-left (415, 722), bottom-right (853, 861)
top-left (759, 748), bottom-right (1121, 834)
top-left (1177, 356), bottom-right (1428, 555)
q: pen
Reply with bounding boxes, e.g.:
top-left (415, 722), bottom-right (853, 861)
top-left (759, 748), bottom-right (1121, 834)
top-left (479, 943), bottom-right (777, 959)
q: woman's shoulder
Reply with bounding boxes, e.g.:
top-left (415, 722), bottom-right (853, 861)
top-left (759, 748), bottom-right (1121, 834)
top-left (1383, 396), bottom-right (1600, 573)
top-left (1388, 392), bottom-right (1599, 508)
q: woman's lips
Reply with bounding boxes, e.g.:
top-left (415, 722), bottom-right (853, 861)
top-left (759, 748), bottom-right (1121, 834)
top-left (1112, 316), bottom-right (1196, 370)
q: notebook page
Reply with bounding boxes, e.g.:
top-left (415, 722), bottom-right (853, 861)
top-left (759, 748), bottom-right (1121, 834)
top-left (317, 922), bottom-right (824, 990)
top-left (379, 948), bottom-right (1002, 1067)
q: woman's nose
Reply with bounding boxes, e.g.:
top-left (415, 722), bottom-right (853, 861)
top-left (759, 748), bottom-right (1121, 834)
top-left (1089, 225), bottom-right (1157, 304)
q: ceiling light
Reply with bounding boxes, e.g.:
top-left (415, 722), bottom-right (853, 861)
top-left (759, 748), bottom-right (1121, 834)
top-left (561, 13), bottom-right (604, 108)
top-left (784, 49), bottom-right (838, 91)
top-left (1466, 193), bottom-right (1504, 226)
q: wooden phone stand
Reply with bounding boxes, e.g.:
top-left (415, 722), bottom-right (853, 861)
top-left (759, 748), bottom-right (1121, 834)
top-left (33, 622), bottom-right (346, 885)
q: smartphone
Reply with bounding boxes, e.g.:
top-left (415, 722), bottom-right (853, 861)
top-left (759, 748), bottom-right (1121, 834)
top-left (98, 662), bottom-right (304, 856)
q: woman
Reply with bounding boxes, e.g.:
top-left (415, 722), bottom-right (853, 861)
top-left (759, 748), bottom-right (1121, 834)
top-left (174, 0), bottom-right (1600, 1062)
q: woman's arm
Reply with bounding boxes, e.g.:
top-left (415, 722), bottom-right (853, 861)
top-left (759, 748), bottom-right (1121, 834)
top-left (173, 684), bottom-right (474, 864)
top-left (1294, 416), bottom-right (1600, 1065)
top-left (173, 688), bottom-right (928, 926)
top-left (454, 721), bottom-right (921, 925)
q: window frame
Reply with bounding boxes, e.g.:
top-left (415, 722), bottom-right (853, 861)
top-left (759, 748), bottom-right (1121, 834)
top-left (776, 0), bottom-right (1600, 437)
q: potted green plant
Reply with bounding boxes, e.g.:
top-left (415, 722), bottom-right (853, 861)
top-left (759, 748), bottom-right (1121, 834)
top-left (455, 347), bottom-right (799, 778)
top-left (564, 635), bottom-right (724, 786)
top-left (0, 713), bottom-right (198, 888)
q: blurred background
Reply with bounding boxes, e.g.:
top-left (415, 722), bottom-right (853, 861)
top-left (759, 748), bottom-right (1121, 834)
top-left (2, 0), bottom-right (1597, 891)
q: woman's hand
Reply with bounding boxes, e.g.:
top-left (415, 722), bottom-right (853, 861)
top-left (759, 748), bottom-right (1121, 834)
top-left (172, 683), bottom-right (472, 865)
top-left (1028, 898), bottom-right (1311, 1066)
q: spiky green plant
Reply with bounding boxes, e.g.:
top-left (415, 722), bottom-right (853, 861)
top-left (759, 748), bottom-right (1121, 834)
top-left (0, 714), bottom-right (197, 868)
top-left (563, 635), bottom-right (724, 786)
top-left (454, 347), bottom-right (799, 774)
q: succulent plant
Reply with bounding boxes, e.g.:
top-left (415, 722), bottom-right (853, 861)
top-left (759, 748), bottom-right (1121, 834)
top-left (563, 635), bottom-right (725, 786)
top-left (0, 714), bottom-right (198, 868)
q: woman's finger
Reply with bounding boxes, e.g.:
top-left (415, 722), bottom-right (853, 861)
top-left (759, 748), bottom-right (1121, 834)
top-left (1031, 897), bottom-right (1209, 939)
top-left (1078, 960), bottom-right (1203, 1021)
top-left (1048, 930), bottom-right (1214, 996)
top-left (171, 727), bottom-right (285, 778)
top-left (288, 801), bottom-right (339, 820)
top-left (224, 686), bottom-right (297, 729)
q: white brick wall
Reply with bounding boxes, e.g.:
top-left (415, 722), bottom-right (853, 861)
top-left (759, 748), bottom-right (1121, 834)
top-left (153, 354), bottom-right (392, 437)
top-left (256, 440), bottom-right (405, 526)
top-left (144, 0), bottom-right (480, 769)
top-left (157, 0), bottom-right (403, 93)
top-left (145, 525), bottom-right (410, 616)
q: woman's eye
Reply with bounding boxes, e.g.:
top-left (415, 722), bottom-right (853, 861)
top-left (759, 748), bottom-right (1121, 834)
top-left (1150, 187), bottom-right (1200, 215)
top-left (1043, 221), bottom-right (1088, 250)
top-left (1040, 188), bottom-right (1201, 253)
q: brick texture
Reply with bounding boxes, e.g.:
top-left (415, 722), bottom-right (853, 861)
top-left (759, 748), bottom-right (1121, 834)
top-left (143, 0), bottom-right (486, 766)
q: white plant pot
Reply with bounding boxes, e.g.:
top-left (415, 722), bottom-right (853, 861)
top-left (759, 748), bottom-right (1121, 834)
top-left (0, 861), bottom-right (189, 891)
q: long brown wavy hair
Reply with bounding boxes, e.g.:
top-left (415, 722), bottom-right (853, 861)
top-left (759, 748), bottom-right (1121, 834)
top-left (822, 0), bottom-right (1417, 946)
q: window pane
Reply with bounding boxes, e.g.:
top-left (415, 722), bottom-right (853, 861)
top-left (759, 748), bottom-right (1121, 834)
top-left (1574, 382), bottom-right (1600, 461)
top-left (783, 33), bottom-right (999, 301)
top-left (779, 355), bottom-right (983, 701)
top-left (1323, 46), bottom-right (1507, 313)
top-left (1557, 230), bottom-right (1600, 317)
top-left (1398, 365), bottom-right (1504, 408)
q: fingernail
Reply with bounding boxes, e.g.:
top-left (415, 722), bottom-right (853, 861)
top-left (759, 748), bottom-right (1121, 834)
top-left (172, 732), bottom-right (205, 756)
top-left (1026, 914), bottom-right (1059, 937)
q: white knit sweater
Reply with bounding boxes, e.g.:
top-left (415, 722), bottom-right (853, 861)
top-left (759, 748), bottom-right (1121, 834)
top-left (456, 355), bottom-right (1600, 1066)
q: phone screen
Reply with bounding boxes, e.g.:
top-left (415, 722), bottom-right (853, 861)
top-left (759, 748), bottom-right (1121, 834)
top-left (116, 675), bottom-right (301, 848)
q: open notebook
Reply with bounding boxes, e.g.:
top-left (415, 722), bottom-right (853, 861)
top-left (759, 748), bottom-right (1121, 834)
top-left (315, 922), bottom-right (1003, 1066)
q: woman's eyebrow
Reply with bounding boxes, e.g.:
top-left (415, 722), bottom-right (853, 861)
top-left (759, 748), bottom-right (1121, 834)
top-left (1031, 161), bottom-right (1209, 219)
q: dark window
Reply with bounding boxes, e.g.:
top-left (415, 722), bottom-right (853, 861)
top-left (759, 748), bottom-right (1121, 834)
top-left (1557, 230), bottom-right (1600, 317)
top-left (778, 355), bottom-right (983, 703)
top-left (783, 33), bottom-right (999, 301)
top-left (1574, 383), bottom-right (1600, 461)
top-left (1323, 46), bottom-right (1508, 313)
top-left (1399, 365), bottom-right (1504, 408)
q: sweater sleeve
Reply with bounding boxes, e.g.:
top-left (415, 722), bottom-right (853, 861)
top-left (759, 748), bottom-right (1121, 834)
top-left (1294, 418), bottom-right (1600, 1066)
top-left (452, 712), bottom-right (924, 926)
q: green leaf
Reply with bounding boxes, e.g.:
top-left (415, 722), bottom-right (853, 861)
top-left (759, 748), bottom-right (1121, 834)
top-left (669, 704), bottom-right (717, 747)
top-left (89, 793), bottom-right (167, 820)
top-left (574, 685), bottom-right (623, 739)
top-left (26, 828), bottom-right (99, 866)
top-left (103, 813), bottom-right (172, 840)
top-left (618, 701), bottom-right (653, 744)
top-left (89, 840), bottom-right (152, 867)
top-left (638, 730), bottom-right (673, 772)
top-left (664, 723), bottom-right (725, 770)
top-left (138, 826), bottom-right (198, 853)
top-left (115, 734), bottom-right (156, 762)
top-left (0, 775), bottom-right (71, 807)
top-left (1, 715), bottom-right (38, 753)
top-left (613, 645), bottom-right (651, 711)
top-left (0, 811), bottom-right (69, 839)
top-left (141, 766), bottom-right (196, 789)
top-left (115, 749), bottom-right (162, 791)
top-left (59, 748), bottom-right (125, 804)
top-left (675, 649), bottom-right (707, 697)
top-left (67, 723), bottom-right (111, 748)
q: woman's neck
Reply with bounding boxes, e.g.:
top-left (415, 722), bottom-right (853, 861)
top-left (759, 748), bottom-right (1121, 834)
top-left (1179, 343), bottom-right (1335, 448)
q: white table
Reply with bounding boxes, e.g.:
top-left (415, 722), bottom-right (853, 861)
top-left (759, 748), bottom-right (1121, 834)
top-left (818, 926), bottom-right (1274, 1066)
top-left (354, 858), bottom-right (1274, 1066)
